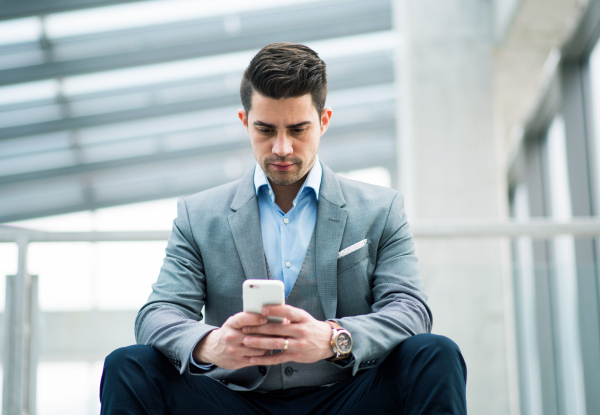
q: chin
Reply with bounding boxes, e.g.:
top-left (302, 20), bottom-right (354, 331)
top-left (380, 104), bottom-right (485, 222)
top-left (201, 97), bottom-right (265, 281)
top-left (268, 174), bottom-right (300, 187)
top-left (266, 170), bottom-right (303, 187)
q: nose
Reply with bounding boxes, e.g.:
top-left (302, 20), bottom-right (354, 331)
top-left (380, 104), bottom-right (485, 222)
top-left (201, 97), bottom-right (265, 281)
top-left (272, 131), bottom-right (293, 157)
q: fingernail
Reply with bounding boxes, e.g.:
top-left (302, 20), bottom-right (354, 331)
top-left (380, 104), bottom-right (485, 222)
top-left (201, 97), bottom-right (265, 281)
top-left (262, 307), bottom-right (270, 315)
top-left (260, 317), bottom-right (267, 324)
top-left (250, 357), bottom-right (257, 364)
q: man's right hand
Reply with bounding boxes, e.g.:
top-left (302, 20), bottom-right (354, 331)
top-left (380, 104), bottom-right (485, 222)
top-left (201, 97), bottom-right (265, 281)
top-left (193, 312), bottom-right (272, 370)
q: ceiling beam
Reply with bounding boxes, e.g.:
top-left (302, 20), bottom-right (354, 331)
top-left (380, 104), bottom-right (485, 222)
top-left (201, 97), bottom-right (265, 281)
top-left (0, 0), bottom-right (143, 21)
top-left (0, 0), bottom-right (391, 86)
top-left (0, 93), bottom-right (239, 140)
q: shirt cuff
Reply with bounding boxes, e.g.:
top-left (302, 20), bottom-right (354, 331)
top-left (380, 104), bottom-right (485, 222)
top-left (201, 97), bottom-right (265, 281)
top-left (189, 349), bottom-right (215, 370)
top-left (189, 335), bottom-right (216, 373)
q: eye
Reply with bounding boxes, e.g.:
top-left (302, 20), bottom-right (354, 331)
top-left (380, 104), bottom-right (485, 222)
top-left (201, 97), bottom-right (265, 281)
top-left (292, 128), bottom-right (306, 134)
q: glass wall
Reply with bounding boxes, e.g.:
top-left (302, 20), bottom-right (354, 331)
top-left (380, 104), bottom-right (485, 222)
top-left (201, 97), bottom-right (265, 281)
top-left (508, 18), bottom-right (600, 415)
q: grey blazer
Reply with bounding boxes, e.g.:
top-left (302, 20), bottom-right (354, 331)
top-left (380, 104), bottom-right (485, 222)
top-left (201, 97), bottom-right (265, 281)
top-left (135, 162), bottom-right (432, 390)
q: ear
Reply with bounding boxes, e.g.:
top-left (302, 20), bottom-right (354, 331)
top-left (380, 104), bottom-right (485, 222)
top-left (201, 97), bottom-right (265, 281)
top-left (320, 107), bottom-right (332, 135)
top-left (238, 109), bottom-right (249, 133)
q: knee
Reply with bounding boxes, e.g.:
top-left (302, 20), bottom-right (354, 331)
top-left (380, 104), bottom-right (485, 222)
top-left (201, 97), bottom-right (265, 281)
top-left (101, 345), bottom-right (172, 405)
top-left (104, 344), bottom-right (162, 374)
top-left (389, 334), bottom-right (465, 373)
top-left (403, 334), bottom-right (462, 357)
top-left (407, 334), bottom-right (466, 378)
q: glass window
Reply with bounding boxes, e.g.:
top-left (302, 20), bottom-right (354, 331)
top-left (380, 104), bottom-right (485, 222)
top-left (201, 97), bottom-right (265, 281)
top-left (590, 36), bottom-right (600, 128)
top-left (589, 36), bottom-right (600, 212)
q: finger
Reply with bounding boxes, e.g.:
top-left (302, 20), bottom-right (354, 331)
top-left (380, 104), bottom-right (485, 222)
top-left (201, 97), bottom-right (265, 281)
top-left (241, 346), bottom-right (271, 357)
top-left (243, 322), bottom-right (295, 337)
top-left (249, 352), bottom-right (296, 366)
top-left (228, 312), bottom-right (268, 329)
top-left (243, 336), bottom-right (289, 350)
top-left (262, 304), bottom-right (308, 323)
top-left (244, 321), bottom-right (314, 340)
top-left (221, 343), bottom-right (270, 359)
top-left (234, 355), bottom-right (277, 369)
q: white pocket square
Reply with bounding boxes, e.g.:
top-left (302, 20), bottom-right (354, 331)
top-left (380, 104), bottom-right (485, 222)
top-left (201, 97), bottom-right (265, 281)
top-left (338, 239), bottom-right (368, 259)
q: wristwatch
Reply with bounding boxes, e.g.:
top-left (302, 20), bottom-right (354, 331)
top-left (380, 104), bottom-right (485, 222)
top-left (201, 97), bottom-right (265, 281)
top-left (325, 321), bottom-right (353, 361)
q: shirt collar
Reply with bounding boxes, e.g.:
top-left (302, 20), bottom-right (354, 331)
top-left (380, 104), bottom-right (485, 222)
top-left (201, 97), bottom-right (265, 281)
top-left (254, 155), bottom-right (322, 202)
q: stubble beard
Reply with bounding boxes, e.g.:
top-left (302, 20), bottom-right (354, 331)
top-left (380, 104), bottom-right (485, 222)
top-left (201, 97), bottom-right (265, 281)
top-left (262, 156), bottom-right (311, 186)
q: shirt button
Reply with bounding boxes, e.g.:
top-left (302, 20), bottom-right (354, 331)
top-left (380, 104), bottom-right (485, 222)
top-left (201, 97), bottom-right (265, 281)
top-left (285, 261), bottom-right (291, 268)
top-left (258, 366), bottom-right (267, 376)
top-left (283, 218), bottom-right (289, 224)
top-left (284, 366), bottom-right (294, 376)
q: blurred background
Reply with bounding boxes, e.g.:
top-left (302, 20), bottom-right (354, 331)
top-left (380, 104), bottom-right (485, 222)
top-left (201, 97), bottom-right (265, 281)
top-left (0, 0), bottom-right (599, 414)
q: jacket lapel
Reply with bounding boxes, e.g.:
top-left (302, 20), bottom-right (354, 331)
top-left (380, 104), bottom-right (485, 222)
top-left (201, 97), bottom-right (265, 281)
top-left (315, 163), bottom-right (347, 320)
top-left (228, 168), bottom-right (268, 281)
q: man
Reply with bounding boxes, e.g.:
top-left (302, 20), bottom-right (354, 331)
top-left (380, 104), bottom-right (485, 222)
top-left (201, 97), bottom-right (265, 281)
top-left (101, 43), bottom-right (467, 414)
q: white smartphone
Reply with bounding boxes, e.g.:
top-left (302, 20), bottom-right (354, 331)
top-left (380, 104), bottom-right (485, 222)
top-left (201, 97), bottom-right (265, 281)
top-left (242, 279), bottom-right (285, 323)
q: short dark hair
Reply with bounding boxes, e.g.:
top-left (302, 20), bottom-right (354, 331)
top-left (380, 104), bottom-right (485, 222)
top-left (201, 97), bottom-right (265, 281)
top-left (240, 42), bottom-right (328, 117)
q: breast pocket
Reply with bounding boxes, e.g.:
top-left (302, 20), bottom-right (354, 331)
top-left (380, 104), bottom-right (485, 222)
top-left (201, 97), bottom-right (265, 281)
top-left (337, 241), bottom-right (369, 273)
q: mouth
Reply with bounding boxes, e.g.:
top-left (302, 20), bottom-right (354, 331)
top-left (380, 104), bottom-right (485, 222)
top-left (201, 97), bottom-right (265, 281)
top-left (271, 163), bottom-right (295, 172)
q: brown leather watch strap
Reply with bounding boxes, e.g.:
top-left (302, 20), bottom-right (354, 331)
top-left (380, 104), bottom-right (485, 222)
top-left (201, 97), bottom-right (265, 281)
top-left (325, 321), bottom-right (352, 362)
top-left (327, 321), bottom-right (344, 331)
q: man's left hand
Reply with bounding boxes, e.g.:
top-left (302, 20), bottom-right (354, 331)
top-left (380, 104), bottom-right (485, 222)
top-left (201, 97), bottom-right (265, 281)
top-left (241, 304), bottom-right (335, 365)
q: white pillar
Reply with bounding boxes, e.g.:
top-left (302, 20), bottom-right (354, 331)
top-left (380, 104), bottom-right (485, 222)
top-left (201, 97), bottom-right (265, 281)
top-left (394, 1), bottom-right (517, 414)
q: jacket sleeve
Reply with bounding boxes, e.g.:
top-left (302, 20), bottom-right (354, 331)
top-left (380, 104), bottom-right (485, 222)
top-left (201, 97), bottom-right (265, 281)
top-left (332, 193), bottom-right (433, 375)
top-left (135, 197), bottom-right (218, 375)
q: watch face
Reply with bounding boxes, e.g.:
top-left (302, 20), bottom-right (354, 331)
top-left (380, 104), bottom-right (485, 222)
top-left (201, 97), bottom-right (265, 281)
top-left (336, 332), bottom-right (352, 354)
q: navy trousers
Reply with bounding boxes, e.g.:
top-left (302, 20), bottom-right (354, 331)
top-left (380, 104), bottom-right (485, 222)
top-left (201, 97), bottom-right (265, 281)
top-left (100, 333), bottom-right (467, 415)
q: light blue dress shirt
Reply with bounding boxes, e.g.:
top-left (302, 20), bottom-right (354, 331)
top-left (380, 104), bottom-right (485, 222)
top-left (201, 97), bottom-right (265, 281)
top-left (191, 157), bottom-right (322, 369)
top-left (254, 156), bottom-right (321, 297)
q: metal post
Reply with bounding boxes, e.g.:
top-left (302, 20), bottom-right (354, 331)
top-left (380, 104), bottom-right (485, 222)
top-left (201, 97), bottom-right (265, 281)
top-left (2, 236), bottom-right (37, 415)
top-left (27, 273), bottom-right (39, 415)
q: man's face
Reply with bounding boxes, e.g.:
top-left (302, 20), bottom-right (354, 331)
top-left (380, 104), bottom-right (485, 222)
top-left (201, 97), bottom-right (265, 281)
top-left (238, 93), bottom-right (332, 186)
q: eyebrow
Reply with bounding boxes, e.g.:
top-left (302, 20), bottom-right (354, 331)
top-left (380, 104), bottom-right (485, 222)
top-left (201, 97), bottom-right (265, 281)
top-left (253, 121), bottom-right (312, 129)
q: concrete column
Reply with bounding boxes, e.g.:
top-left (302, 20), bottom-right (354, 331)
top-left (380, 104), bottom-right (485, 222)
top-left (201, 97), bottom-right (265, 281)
top-left (394, 1), bottom-right (518, 414)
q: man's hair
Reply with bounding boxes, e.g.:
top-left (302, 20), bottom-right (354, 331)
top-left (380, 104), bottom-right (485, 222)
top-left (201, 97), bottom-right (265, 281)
top-left (240, 42), bottom-right (328, 116)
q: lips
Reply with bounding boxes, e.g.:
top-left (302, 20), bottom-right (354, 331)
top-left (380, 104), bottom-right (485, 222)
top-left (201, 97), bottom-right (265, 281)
top-left (271, 163), bottom-right (294, 172)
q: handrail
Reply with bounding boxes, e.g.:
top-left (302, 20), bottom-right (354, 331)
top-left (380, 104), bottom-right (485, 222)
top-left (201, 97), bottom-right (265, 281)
top-left (410, 218), bottom-right (600, 238)
top-left (2, 218), bottom-right (600, 241)
top-left (0, 230), bottom-right (171, 242)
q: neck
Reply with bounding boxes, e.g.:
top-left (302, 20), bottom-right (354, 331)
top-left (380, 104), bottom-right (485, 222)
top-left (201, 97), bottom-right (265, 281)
top-left (271, 175), bottom-right (307, 214)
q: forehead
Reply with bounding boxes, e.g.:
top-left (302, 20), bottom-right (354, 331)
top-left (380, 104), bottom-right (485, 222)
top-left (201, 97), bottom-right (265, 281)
top-left (248, 92), bottom-right (318, 123)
